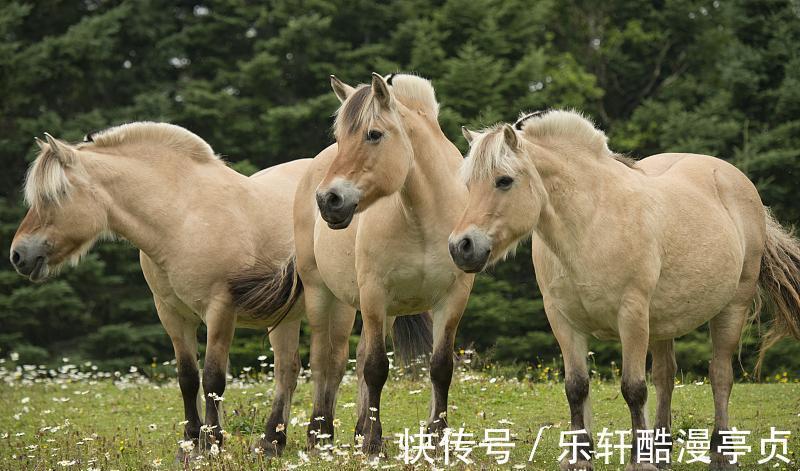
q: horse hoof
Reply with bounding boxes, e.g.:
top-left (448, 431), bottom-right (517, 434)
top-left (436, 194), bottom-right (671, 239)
top-left (560, 459), bottom-right (593, 471)
top-left (362, 439), bottom-right (384, 459)
top-left (253, 439), bottom-right (282, 458)
top-left (174, 445), bottom-right (203, 464)
top-left (625, 464), bottom-right (659, 471)
top-left (709, 453), bottom-right (738, 470)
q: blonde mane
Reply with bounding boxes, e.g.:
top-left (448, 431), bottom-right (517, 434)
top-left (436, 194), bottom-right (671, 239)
top-left (82, 122), bottom-right (217, 161)
top-left (24, 122), bottom-right (216, 208)
top-left (519, 109), bottom-right (611, 155)
top-left (461, 110), bottom-right (635, 184)
top-left (460, 125), bottom-right (525, 184)
top-left (333, 73), bottom-right (440, 137)
top-left (24, 147), bottom-right (73, 208)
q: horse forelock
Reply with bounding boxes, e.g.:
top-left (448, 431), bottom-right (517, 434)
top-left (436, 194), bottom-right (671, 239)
top-left (24, 147), bottom-right (73, 208)
top-left (333, 74), bottom-right (440, 138)
top-left (460, 126), bottom-right (524, 184)
top-left (334, 86), bottom-right (376, 137)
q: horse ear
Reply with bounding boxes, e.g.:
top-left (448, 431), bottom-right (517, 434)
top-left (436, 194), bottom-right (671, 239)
top-left (330, 75), bottom-right (354, 103)
top-left (371, 72), bottom-right (393, 108)
top-left (34, 137), bottom-right (46, 151)
top-left (43, 133), bottom-right (76, 165)
top-left (503, 124), bottom-right (519, 150)
top-left (461, 126), bottom-right (478, 145)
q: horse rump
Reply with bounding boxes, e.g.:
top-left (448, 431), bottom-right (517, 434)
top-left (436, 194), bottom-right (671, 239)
top-left (228, 255), bottom-right (303, 330)
top-left (755, 208), bottom-right (800, 373)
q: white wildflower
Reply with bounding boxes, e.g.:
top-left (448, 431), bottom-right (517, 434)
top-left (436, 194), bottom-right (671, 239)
top-left (179, 440), bottom-right (195, 453)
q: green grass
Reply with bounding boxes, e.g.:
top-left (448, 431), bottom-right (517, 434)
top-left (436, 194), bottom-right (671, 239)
top-left (1, 364), bottom-right (799, 470)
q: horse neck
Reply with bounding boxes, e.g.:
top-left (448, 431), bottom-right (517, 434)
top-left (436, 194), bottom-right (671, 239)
top-left (398, 117), bottom-right (464, 230)
top-left (532, 144), bottom-right (630, 258)
top-left (85, 145), bottom-right (242, 263)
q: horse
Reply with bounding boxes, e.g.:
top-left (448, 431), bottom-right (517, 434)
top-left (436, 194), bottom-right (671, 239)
top-left (450, 110), bottom-right (800, 470)
top-left (9, 123), bottom-right (309, 459)
top-left (292, 72), bottom-right (475, 455)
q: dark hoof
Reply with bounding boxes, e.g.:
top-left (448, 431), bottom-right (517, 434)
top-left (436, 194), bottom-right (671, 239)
top-left (710, 453), bottom-right (738, 470)
top-left (560, 459), bottom-right (593, 471)
top-left (426, 416), bottom-right (449, 436)
top-left (625, 464), bottom-right (659, 471)
top-left (362, 438), bottom-right (383, 459)
top-left (253, 438), bottom-right (283, 458)
top-left (174, 442), bottom-right (203, 464)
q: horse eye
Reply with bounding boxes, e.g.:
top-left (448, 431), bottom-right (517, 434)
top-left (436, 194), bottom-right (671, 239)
top-left (495, 176), bottom-right (514, 190)
top-left (366, 130), bottom-right (383, 142)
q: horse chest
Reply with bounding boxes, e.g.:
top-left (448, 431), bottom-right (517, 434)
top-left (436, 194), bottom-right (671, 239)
top-left (383, 254), bottom-right (457, 312)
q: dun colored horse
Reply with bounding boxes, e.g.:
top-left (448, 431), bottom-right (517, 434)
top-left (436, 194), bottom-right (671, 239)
top-left (451, 110), bottom-right (800, 470)
top-left (293, 73), bottom-right (475, 454)
top-left (10, 123), bottom-right (308, 459)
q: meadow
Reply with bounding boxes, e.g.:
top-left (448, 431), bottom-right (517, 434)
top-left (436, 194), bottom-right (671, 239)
top-left (2, 356), bottom-right (799, 470)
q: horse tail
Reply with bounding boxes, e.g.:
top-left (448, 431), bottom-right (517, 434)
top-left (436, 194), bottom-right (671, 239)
top-left (392, 311), bottom-right (434, 367)
top-left (755, 208), bottom-right (800, 374)
top-left (228, 255), bottom-right (303, 333)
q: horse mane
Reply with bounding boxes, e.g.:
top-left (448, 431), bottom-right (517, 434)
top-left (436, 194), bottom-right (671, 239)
top-left (462, 110), bottom-right (637, 183)
top-left (82, 122), bottom-right (217, 161)
top-left (519, 109), bottom-right (611, 155)
top-left (24, 122), bottom-right (217, 208)
top-left (334, 73), bottom-right (440, 137)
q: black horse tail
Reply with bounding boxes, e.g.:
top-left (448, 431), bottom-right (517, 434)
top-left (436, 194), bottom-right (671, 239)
top-left (392, 311), bottom-right (434, 366)
top-left (228, 255), bottom-right (303, 333)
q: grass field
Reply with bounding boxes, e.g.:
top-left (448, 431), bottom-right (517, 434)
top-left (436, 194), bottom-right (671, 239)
top-left (2, 361), bottom-right (799, 470)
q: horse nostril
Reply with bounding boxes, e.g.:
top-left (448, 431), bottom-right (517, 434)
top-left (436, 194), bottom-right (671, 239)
top-left (11, 250), bottom-right (21, 267)
top-left (459, 237), bottom-right (473, 254)
top-left (327, 191), bottom-right (343, 210)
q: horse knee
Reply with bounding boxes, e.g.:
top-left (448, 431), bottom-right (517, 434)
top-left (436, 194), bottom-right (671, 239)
top-left (363, 349), bottom-right (389, 390)
top-left (177, 355), bottom-right (200, 392)
top-left (621, 377), bottom-right (648, 411)
top-left (565, 374), bottom-right (589, 407)
top-left (430, 349), bottom-right (453, 389)
top-left (565, 373), bottom-right (590, 430)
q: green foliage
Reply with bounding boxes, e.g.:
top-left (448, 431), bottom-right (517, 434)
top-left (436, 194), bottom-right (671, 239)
top-left (1, 0), bottom-right (798, 377)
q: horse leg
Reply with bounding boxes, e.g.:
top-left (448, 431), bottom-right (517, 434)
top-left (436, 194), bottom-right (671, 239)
top-left (258, 316), bottom-right (302, 457)
top-left (354, 329), bottom-right (369, 436)
top-left (650, 339), bottom-right (676, 468)
top-left (618, 297), bottom-right (657, 471)
top-left (355, 287), bottom-right (388, 456)
top-left (708, 304), bottom-right (748, 470)
top-left (548, 308), bottom-right (593, 471)
top-left (200, 302), bottom-right (236, 448)
top-left (154, 297), bottom-right (202, 461)
top-left (427, 286), bottom-right (470, 435)
top-left (305, 288), bottom-right (356, 451)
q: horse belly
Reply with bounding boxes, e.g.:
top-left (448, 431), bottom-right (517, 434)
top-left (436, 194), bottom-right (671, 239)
top-left (648, 224), bottom-right (746, 338)
top-left (648, 255), bottom-right (743, 339)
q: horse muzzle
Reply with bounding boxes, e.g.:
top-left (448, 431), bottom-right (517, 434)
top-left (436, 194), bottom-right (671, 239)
top-left (316, 181), bottom-right (361, 230)
top-left (448, 230), bottom-right (492, 273)
top-left (10, 239), bottom-right (49, 282)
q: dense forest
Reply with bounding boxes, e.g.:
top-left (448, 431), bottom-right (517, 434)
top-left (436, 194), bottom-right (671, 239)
top-left (1, 0), bottom-right (798, 377)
